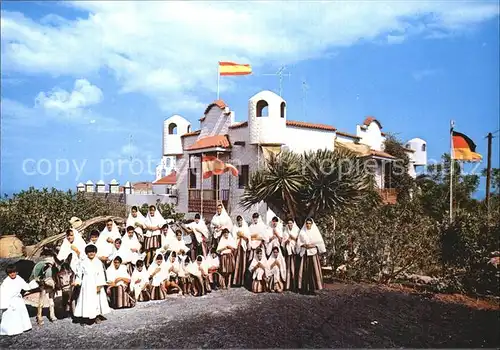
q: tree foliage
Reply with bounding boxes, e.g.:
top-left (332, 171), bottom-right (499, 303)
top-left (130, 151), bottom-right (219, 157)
top-left (383, 134), bottom-right (416, 202)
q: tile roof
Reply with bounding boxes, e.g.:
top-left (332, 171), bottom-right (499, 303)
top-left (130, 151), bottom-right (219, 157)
top-left (181, 130), bottom-right (201, 138)
top-left (153, 171), bottom-right (177, 185)
top-left (336, 130), bottom-right (360, 140)
top-left (187, 135), bottom-right (231, 151)
top-left (370, 149), bottom-right (396, 159)
top-left (363, 116), bottom-right (383, 129)
top-left (200, 100), bottom-right (228, 121)
top-left (286, 120), bottom-right (336, 131)
top-left (229, 121), bottom-right (248, 129)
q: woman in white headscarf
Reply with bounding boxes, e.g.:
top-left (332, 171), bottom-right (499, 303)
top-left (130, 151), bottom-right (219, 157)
top-left (97, 219), bottom-right (121, 262)
top-left (210, 203), bottom-right (233, 247)
top-left (126, 206), bottom-right (146, 243)
top-left (167, 230), bottom-right (190, 256)
top-left (187, 255), bottom-right (210, 296)
top-left (266, 216), bottom-right (283, 257)
top-left (122, 226), bottom-right (145, 274)
top-left (267, 246), bottom-right (287, 293)
top-left (297, 218), bottom-right (326, 295)
top-left (106, 256), bottom-right (134, 309)
top-left (130, 260), bottom-right (151, 302)
top-left (282, 218), bottom-right (300, 292)
top-left (147, 254), bottom-right (168, 300)
top-left (216, 228), bottom-right (236, 289)
top-left (248, 212), bottom-right (268, 262)
top-left (177, 255), bottom-right (192, 296)
top-left (163, 251), bottom-right (182, 295)
top-left (231, 215), bottom-right (250, 287)
top-left (143, 205), bottom-right (166, 268)
top-left (185, 214), bottom-right (210, 259)
top-left (57, 229), bottom-right (86, 273)
top-left (248, 247), bottom-right (270, 293)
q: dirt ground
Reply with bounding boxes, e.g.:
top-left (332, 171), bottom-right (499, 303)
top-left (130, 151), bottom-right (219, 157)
top-left (0, 283), bottom-right (498, 349)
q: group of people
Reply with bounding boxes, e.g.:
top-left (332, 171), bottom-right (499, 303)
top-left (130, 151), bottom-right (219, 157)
top-left (0, 203), bottom-right (325, 335)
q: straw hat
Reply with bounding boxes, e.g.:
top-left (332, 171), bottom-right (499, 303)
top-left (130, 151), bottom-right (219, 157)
top-left (69, 217), bottom-right (83, 229)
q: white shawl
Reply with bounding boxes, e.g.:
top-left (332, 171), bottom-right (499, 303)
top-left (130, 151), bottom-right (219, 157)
top-left (298, 219), bottom-right (326, 257)
top-left (232, 219), bottom-right (250, 251)
top-left (120, 232), bottom-right (144, 264)
top-left (106, 264), bottom-right (130, 287)
top-left (187, 219), bottom-right (209, 243)
top-left (282, 221), bottom-right (300, 255)
top-left (131, 267), bottom-right (150, 299)
top-left (211, 205), bottom-right (233, 239)
top-left (177, 254), bottom-right (189, 278)
top-left (126, 209), bottom-right (146, 240)
top-left (266, 220), bottom-right (283, 256)
top-left (97, 222), bottom-right (121, 258)
top-left (158, 227), bottom-right (176, 254)
top-left (267, 249), bottom-right (286, 282)
top-left (164, 252), bottom-right (180, 279)
top-left (187, 256), bottom-right (208, 277)
top-left (205, 254), bottom-right (220, 270)
top-left (168, 237), bottom-right (190, 255)
top-left (147, 259), bottom-right (168, 287)
top-left (248, 253), bottom-right (270, 280)
top-left (144, 207), bottom-right (166, 238)
top-left (216, 234), bottom-right (237, 255)
top-left (248, 216), bottom-right (268, 250)
top-left (57, 234), bottom-right (86, 272)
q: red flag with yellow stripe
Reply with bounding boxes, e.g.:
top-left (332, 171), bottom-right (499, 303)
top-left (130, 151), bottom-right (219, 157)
top-left (452, 131), bottom-right (482, 161)
top-left (202, 156), bottom-right (239, 179)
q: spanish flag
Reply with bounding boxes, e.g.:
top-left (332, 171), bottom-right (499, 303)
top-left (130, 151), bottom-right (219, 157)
top-left (218, 61), bottom-right (252, 76)
top-left (202, 156), bottom-right (239, 179)
top-left (452, 131), bottom-right (482, 161)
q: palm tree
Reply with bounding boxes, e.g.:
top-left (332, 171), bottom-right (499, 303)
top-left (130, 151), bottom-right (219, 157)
top-left (240, 148), bottom-right (377, 225)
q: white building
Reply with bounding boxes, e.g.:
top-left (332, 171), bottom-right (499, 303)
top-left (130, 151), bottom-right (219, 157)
top-left (166, 90), bottom-right (426, 219)
top-left (156, 115), bottom-right (191, 180)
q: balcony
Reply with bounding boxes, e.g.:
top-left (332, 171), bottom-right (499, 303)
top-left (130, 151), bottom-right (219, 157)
top-left (379, 188), bottom-right (397, 204)
top-left (188, 189), bottom-right (229, 214)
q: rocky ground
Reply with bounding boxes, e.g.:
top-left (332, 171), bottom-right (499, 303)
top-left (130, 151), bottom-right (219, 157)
top-left (0, 282), bottom-right (498, 349)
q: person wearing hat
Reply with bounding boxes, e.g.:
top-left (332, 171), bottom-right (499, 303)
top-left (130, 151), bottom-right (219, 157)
top-left (69, 217), bottom-right (85, 241)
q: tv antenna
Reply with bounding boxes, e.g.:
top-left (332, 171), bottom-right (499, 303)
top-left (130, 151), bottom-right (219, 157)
top-left (262, 65), bottom-right (291, 97)
top-left (302, 80), bottom-right (309, 118)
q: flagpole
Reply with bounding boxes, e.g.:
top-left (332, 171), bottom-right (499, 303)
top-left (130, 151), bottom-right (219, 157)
top-left (200, 153), bottom-right (204, 218)
top-left (450, 120), bottom-right (454, 223)
top-left (217, 63), bottom-right (220, 100)
top-left (216, 151), bottom-right (220, 207)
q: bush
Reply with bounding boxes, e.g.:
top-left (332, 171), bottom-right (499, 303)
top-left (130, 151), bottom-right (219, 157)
top-left (0, 187), bottom-right (127, 245)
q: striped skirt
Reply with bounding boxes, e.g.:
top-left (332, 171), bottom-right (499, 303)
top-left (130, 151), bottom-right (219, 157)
top-left (220, 252), bottom-right (235, 274)
top-left (144, 235), bottom-right (161, 250)
top-left (251, 279), bottom-right (267, 293)
top-left (136, 287), bottom-right (151, 302)
top-left (195, 240), bottom-right (208, 258)
top-left (297, 254), bottom-right (323, 295)
top-left (232, 246), bottom-right (247, 286)
top-left (284, 252), bottom-right (298, 292)
top-left (150, 285), bottom-right (167, 300)
top-left (268, 274), bottom-right (284, 293)
top-left (109, 285), bottom-right (135, 309)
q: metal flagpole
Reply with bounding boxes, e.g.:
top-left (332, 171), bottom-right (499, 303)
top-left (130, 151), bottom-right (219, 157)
top-left (200, 153), bottom-right (204, 218)
top-left (450, 120), bottom-right (455, 223)
top-left (216, 152), bottom-right (220, 206)
top-left (217, 63), bottom-right (221, 100)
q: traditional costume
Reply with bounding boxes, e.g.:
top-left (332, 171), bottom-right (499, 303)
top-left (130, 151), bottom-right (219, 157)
top-left (266, 219), bottom-right (283, 257)
top-left (267, 249), bottom-right (287, 293)
top-left (248, 252), bottom-right (270, 293)
top-left (232, 219), bottom-right (250, 287)
top-left (282, 221), bottom-right (300, 291)
top-left (106, 264), bottom-right (134, 309)
top-left (147, 258), bottom-right (168, 300)
top-left (157, 226), bottom-right (176, 257)
top-left (186, 218), bottom-right (209, 258)
top-left (217, 234), bottom-right (236, 276)
top-left (96, 222), bottom-right (121, 262)
top-left (167, 236), bottom-right (190, 256)
top-left (297, 219), bottom-right (326, 295)
top-left (0, 276), bottom-right (37, 336)
top-left (57, 233), bottom-right (86, 273)
top-left (130, 266), bottom-right (151, 302)
top-left (187, 256), bottom-right (211, 295)
top-left (210, 206), bottom-right (233, 246)
top-left (248, 217), bottom-right (268, 261)
top-left (126, 208), bottom-right (146, 242)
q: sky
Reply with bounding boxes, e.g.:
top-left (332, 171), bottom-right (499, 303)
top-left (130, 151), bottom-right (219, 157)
top-left (1, 1), bottom-right (499, 197)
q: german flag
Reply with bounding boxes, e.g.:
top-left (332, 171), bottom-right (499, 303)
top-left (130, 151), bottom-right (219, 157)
top-left (452, 131), bottom-right (482, 161)
top-left (218, 61), bottom-right (252, 76)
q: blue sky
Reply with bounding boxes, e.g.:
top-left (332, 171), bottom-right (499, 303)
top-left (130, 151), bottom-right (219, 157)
top-left (1, 1), bottom-right (499, 197)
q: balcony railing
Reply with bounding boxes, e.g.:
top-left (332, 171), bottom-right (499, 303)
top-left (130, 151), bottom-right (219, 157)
top-left (188, 189), bottom-right (229, 213)
top-left (378, 188), bottom-right (397, 204)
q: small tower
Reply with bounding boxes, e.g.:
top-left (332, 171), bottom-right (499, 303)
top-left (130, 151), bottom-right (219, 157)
top-left (406, 138), bottom-right (427, 166)
top-left (85, 180), bottom-right (94, 193)
top-left (109, 179), bottom-right (120, 194)
top-left (248, 90), bottom-right (286, 145)
top-left (96, 180), bottom-right (106, 193)
top-left (123, 181), bottom-right (132, 194)
top-left (163, 115), bottom-right (191, 156)
top-left (76, 182), bottom-right (85, 192)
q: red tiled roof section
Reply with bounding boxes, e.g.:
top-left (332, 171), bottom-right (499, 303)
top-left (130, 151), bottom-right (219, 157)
top-left (132, 182), bottom-right (152, 190)
top-left (181, 130), bottom-right (201, 138)
top-left (286, 120), bottom-right (336, 131)
top-left (229, 121), bottom-right (248, 129)
top-left (370, 149), bottom-right (395, 159)
top-left (200, 100), bottom-right (228, 121)
top-left (363, 116), bottom-right (383, 129)
top-left (187, 135), bottom-right (231, 151)
top-left (153, 171), bottom-right (177, 185)
top-left (336, 130), bottom-right (360, 139)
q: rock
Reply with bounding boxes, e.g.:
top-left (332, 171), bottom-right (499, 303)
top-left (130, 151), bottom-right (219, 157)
top-left (0, 235), bottom-right (24, 258)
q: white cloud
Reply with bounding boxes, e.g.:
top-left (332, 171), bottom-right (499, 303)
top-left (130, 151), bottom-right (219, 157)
top-left (1, 2), bottom-right (498, 112)
top-left (35, 79), bottom-right (103, 116)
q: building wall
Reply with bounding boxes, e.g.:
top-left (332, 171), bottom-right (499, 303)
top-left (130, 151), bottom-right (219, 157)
top-left (284, 127), bottom-right (336, 153)
top-left (125, 194), bottom-right (177, 207)
top-left (200, 108), bottom-right (234, 138)
top-left (356, 123), bottom-right (385, 151)
top-left (152, 184), bottom-right (174, 195)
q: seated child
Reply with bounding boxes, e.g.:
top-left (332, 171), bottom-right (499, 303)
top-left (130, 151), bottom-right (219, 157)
top-left (267, 246), bottom-right (286, 293)
top-left (205, 249), bottom-right (221, 291)
top-left (177, 255), bottom-right (192, 296)
top-left (147, 254), bottom-right (168, 300)
top-left (187, 255), bottom-right (210, 296)
top-left (164, 252), bottom-right (182, 295)
top-left (0, 264), bottom-right (38, 336)
top-left (248, 248), bottom-right (270, 293)
top-left (131, 260), bottom-right (151, 302)
top-left (216, 228), bottom-right (237, 289)
top-left (106, 256), bottom-right (135, 309)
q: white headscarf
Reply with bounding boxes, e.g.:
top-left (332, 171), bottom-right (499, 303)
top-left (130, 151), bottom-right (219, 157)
top-left (97, 221), bottom-right (121, 257)
top-left (106, 263), bottom-right (130, 287)
top-left (168, 235), bottom-right (190, 255)
top-left (131, 265), bottom-right (150, 299)
top-left (282, 220), bottom-right (300, 255)
top-left (121, 231), bottom-right (144, 264)
top-left (248, 215), bottom-right (268, 250)
top-left (216, 230), bottom-right (237, 255)
top-left (57, 231), bottom-right (86, 272)
top-left (187, 255), bottom-right (208, 277)
top-left (164, 252), bottom-right (180, 279)
top-left (232, 217), bottom-right (250, 251)
top-left (187, 218), bottom-right (210, 243)
top-left (126, 207), bottom-right (146, 238)
top-left (211, 204), bottom-right (233, 238)
top-left (205, 253), bottom-right (220, 270)
top-left (248, 249), bottom-right (270, 281)
top-left (298, 218), bottom-right (326, 257)
top-left (177, 254), bottom-right (190, 278)
top-left (266, 218), bottom-right (283, 256)
top-left (144, 206), bottom-right (166, 237)
top-left (148, 254), bottom-right (168, 286)
top-left (160, 226), bottom-right (176, 252)
top-left (267, 247), bottom-right (286, 282)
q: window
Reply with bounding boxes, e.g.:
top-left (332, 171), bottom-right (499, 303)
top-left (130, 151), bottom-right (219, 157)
top-left (189, 168), bottom-right (197, 189)
top-left (422, 144), bottom-right (426, 152)
top-left (280, 102), bottom-right (286, 118)
top-left (256, 100), bottom-right (269, 117)
top-left (187, 125), bottom-right (191, 133)
top-left (166, 158), bottom-right (171, 168)
top-left (239, 165), bottom-right (249, 189)
top-left (168, 123), bottom-right (177, 134)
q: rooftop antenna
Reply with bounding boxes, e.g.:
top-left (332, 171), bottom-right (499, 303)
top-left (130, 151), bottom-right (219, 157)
top-left (128, 134), bottom-right (135, 161)
top-left (302, 80), bottom-right (309, 119)
top-left (262, 65), bottom-right (291, 97)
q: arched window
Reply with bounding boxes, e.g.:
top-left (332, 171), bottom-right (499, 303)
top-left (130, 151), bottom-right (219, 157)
top-left (161, 169), bottom-right (167, 177)
top-left (422, 144), bottom-right (426, 152)
top-left (168, 123), bottom-right (177, 134)
top-left (280, 102), bottom-right (286, 118)
top-left (187, 125), bottom-right (191, 133)
top-left (256, 100), bottom-right (269, 117)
